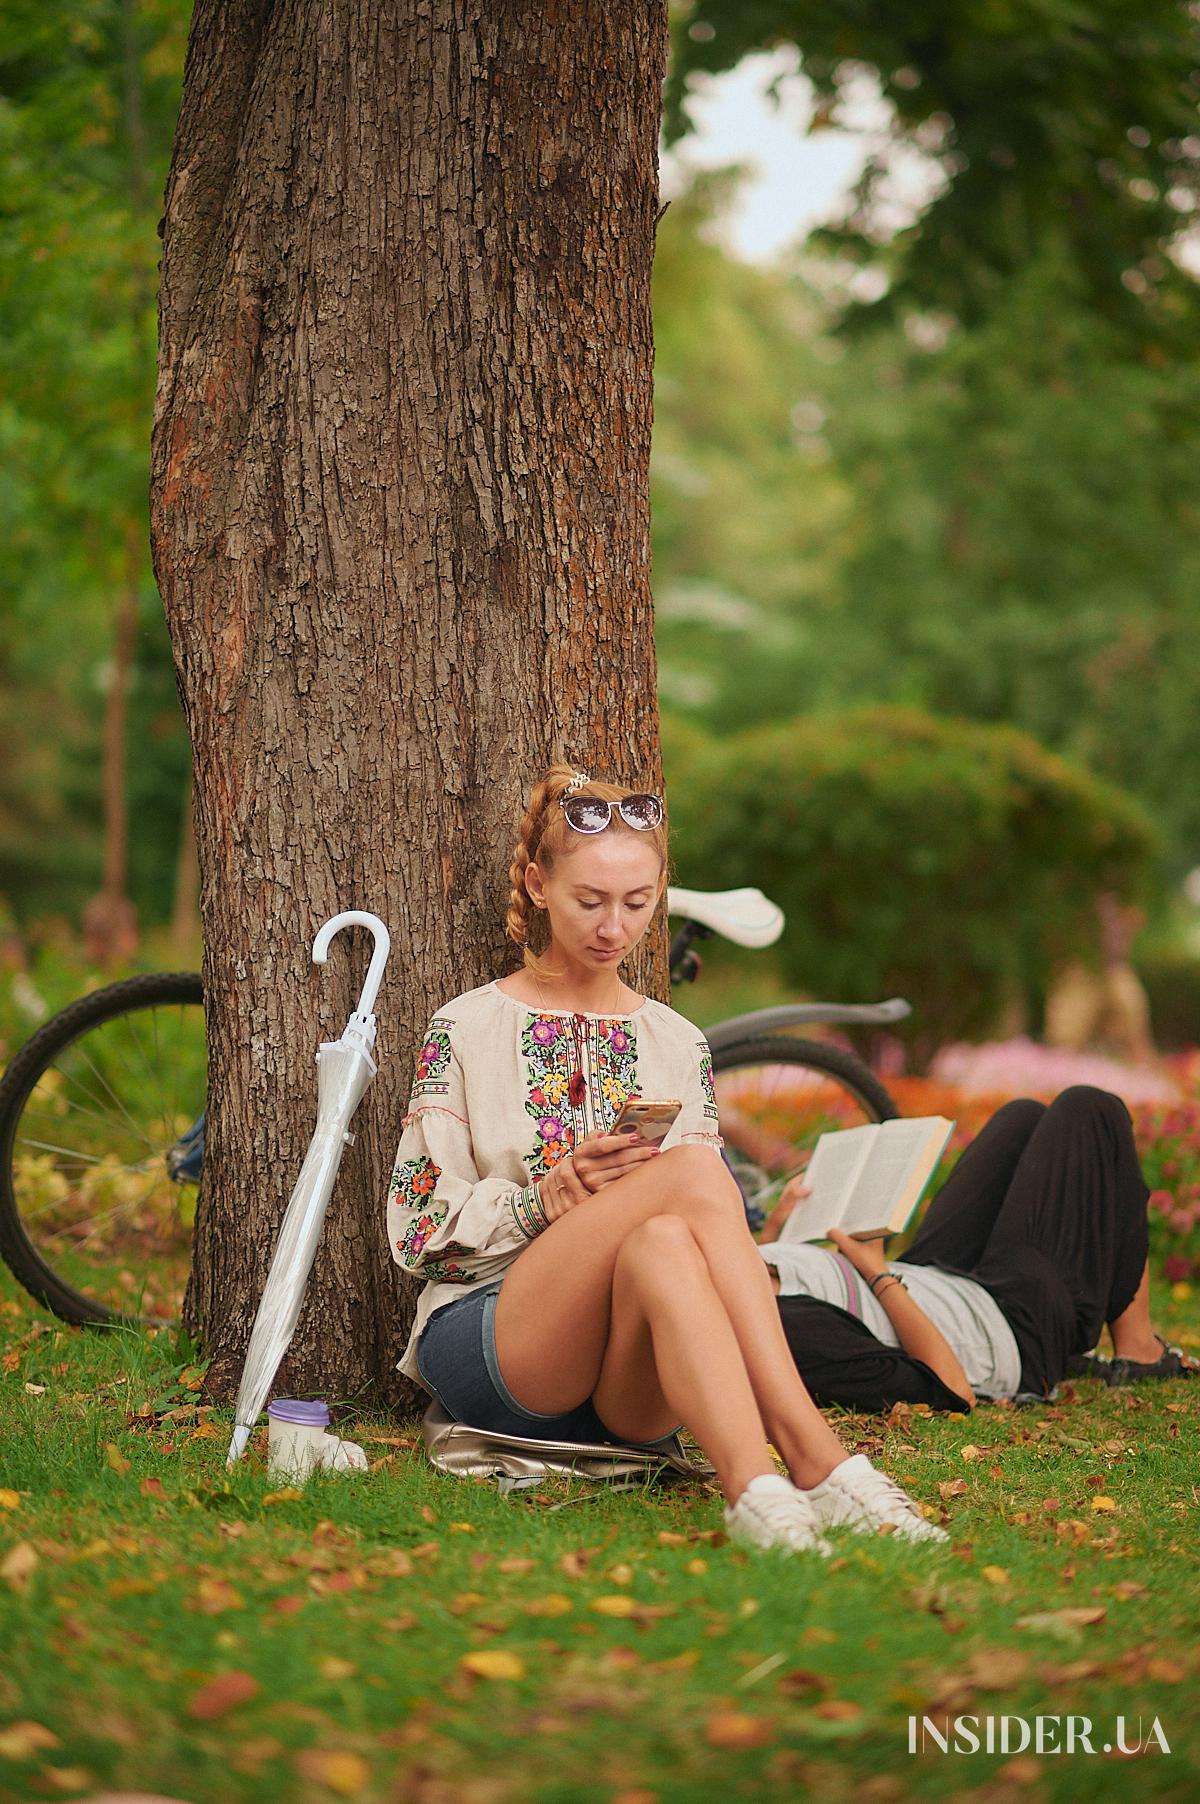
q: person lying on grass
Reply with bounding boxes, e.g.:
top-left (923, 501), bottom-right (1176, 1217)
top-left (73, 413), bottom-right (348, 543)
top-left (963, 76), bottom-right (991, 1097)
top-left (387, 764), bottom-right (945, 1556)
top-left (759, 1087), bottom-right (1199, 1415)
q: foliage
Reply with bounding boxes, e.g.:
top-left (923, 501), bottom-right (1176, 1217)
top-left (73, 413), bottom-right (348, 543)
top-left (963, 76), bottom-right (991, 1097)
top-left (814, 250), bottom-right (1200, 871)
top-left (667, 0), bottom-right (1200, 351)
top-left (0, 0), bottom-right (190, 922)
top-left (651, 174), bottom-right (849, 728)
top-left (1, 1251), bottom-right (1199, 1802)
top-left (664, 705), bottom-right (1158, 1053)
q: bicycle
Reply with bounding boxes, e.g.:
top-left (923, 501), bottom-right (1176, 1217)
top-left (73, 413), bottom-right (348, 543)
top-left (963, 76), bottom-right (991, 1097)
top-left (0, 887), bottom-right (907, 1327)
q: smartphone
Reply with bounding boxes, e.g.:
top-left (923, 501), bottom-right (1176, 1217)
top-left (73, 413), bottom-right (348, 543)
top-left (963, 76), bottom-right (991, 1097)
top-left (611, 1098), bottom-right (682, 1146)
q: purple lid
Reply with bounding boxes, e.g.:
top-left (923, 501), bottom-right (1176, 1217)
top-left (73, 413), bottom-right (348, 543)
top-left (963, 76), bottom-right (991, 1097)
top-left (267, 1398), bottom-right (330, 1427)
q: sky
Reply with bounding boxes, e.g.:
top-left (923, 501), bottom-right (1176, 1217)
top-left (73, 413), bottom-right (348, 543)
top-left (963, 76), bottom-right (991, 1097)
top-left (661, 49), bottom-right (942, 265)
top-left (665, 47), bottom-right (1200, 279)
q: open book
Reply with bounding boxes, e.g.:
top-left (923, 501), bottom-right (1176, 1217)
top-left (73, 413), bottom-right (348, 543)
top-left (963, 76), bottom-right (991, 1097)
top-left (778, 1116), bottom-right (954, 1243)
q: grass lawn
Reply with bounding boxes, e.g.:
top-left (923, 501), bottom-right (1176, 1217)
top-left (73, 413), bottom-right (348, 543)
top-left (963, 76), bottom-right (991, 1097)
top-left (2, 1259), bottom-right (1198, 1804)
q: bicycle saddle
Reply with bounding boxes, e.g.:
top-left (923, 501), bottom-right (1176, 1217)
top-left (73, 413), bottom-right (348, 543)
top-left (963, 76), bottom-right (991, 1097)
top-left (666, 885), bottom-right (784, 948)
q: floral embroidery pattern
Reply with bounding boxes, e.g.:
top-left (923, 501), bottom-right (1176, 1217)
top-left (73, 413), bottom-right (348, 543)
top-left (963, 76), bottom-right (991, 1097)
top-left (597, 1019), bottom-right (637, 1121)
top-left (521, 1014), bottom-right (575, 1176)
top-left (424, 1238), bottom-right (484, 1284)
top-left (424, 1257), bottom-right (484, 1284)
top-left (390, 1154), bottom-right (441, 1207)
top-left (411, 1019), bottom-right (453, 1101)
top-left (395, 1208), bottom-right (445, 1266)
top-left (697, 1046), bottom-right (719, 1123)
top-left (520, 1011), bottom-right (638, 1177)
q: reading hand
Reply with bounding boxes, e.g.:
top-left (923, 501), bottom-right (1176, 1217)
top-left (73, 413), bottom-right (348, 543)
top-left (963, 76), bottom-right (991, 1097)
top-left (828, 1226), bottom-right (887, 1281)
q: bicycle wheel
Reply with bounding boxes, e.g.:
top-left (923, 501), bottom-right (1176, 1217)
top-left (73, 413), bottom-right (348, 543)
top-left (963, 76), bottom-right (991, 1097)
top-left (711, 1035), bottom-right (899, 1227)
top-left (0, 973), bottom-right (205, 1326)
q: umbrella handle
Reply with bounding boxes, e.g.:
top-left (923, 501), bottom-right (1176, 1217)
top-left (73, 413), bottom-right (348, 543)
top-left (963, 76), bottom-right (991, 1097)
top-left (312, 910), bottom-right (392, 1021)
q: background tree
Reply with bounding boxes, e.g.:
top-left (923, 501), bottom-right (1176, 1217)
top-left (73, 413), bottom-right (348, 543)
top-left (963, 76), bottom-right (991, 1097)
top-left (668, 0), bottom-right (1200, 351)
top-left (151, 0), bottom-right (670, 1402)
top-left (0, 0), bottom-right (191, 937)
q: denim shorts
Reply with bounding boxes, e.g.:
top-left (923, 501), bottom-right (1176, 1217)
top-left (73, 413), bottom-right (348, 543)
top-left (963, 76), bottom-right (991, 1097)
top-left (417, 1281), bottom-right (676, 1447)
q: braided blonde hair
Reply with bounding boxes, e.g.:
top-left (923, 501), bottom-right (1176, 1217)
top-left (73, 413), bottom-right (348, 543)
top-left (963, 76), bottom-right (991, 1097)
top-left (506, 764), bottom-right (669, 977)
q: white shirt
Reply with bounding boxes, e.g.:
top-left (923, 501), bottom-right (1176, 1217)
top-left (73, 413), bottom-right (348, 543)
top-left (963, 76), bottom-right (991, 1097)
top-left (760, 1241), bottom-right (1022, 1400)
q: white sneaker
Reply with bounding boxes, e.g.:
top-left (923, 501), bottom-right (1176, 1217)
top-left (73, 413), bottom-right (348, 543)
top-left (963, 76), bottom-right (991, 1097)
top-left (724, 1473), bottom-right (833, 1556)
top-left (805, 1454), bottom-right (949, 1543)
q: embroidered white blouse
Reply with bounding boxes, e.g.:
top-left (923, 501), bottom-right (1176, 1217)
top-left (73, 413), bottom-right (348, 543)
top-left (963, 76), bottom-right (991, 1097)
top-left (387, 981), bottom-right (723, 1383)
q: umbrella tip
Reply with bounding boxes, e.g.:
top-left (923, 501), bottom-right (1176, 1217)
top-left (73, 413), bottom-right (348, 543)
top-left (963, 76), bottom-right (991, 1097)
top-left (226, 1424), bottom-right (251, 1467)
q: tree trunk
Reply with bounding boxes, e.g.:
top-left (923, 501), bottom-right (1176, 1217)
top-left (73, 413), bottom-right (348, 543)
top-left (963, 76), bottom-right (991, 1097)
top-left (151, 1), bottom-right (669, 1407)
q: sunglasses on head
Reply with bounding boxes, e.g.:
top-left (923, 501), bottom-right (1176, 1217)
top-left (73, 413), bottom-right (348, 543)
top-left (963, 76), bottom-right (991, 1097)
top-left (561, 792), bottom-right (664, 834)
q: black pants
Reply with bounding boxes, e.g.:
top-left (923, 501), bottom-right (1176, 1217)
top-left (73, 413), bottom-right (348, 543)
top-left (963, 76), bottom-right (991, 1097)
top-left (903, 1086), bottom-right (1149, 1396)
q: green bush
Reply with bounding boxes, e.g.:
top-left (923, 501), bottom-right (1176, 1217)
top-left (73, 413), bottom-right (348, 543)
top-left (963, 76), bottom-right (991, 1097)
top-left (663, 706), bottom-right (1158, 1057)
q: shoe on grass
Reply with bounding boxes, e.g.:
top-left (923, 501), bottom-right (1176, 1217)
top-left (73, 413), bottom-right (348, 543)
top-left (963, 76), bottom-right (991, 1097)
top-left (804, 1454), bottom-right (949, 1544)
top-left (1103, 1333), bottom-right (1197, 1387)
top-left (724, 1473), bottom-right (833, 1556)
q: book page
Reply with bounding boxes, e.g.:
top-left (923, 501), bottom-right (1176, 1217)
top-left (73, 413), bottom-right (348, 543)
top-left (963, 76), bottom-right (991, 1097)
top-left (777, 1124), bottom-right (877, 1243)
top-left (839, 1117), bottom-right (954, 1236)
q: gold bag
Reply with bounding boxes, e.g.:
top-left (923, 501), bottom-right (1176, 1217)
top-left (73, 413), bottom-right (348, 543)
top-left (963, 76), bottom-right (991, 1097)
top-left (421, 1401), bottom-right (714, 1488)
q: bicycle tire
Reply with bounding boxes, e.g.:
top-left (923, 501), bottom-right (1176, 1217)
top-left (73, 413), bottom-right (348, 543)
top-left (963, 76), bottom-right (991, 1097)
top-left (0, 972), bottom-right (204, 1327)
top-left (710, 1034), bottom-right (899, 1225)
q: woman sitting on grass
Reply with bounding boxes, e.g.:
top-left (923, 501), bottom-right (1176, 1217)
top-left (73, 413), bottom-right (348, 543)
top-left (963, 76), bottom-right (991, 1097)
top-left (760, 1087), bottom-right (1197, 1414)
top-left (388, 765), bottom-right (946, 1556)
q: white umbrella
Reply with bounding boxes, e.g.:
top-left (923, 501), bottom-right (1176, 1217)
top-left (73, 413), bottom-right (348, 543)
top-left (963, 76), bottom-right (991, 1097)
top-left (226, 910), bottom-right (391, 1466)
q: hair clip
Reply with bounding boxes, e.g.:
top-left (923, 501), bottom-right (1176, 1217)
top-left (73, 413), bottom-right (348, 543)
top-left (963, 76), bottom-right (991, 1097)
top-left (562, 770), bottom-right (591, 799)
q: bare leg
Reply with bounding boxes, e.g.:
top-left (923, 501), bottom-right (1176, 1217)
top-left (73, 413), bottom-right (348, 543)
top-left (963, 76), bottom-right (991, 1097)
top-left (1106, 1260), bottom-right (1161, 1362)
top-left (590, 1215), bottom-right (778, 1502)
top-left (493, 1144), bottom-right (847, 1492)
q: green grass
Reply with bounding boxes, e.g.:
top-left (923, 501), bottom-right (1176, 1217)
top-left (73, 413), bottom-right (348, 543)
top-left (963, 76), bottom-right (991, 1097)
top-left (2, 1262), bottom-right (1199, 1803)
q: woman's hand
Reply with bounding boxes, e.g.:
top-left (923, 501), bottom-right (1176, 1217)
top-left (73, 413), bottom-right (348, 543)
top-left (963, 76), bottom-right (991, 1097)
top-left (827, 1226), bottom-right (889, 1282)
top-left (538, 1130), bottom-right (659, 1219)
top-left (572, 1128), bottom-right (661, 1193)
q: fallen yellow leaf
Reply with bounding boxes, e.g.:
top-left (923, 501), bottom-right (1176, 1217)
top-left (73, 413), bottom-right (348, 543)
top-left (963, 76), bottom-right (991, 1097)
top-left (448, 1521), bottom-right (476, 1534)
top-left (1090, 1495), bottom-right (1117, 1512)
top-left (812, 1699), bottom-right (863, 1722)
top-left (0, 1489), bottom-right (21, 1511)
top-left (317, 1657), bottom-right (357, 1680)
top-left (459, 1649), bottom-right (526, 1681)
top-left (193, 1577), bottom-right (245, 1614)
top-left (1, 1541), bottom-right (38, 1593)
top-left (960, 1445), bottom-right (983, 1463)
top-left (981, 1565), bottom-right (1009, 1586)
top-left (1016, 1607), bottom-right (1106, 1635)
top-left (522, 1593), bottom-right (573, 1618)
top-left (705, 1712), bottom-right (774, 1749)
top-left (104, 1442), bottom-right (131, 1475)
top-left (0, 1720), bottom-right (60, 1760)
top-left (294, 1747), bottom-right (372, 1795)
top-left (262, 1488), bottom-right (305, 1506)
top-left (43, 1764), bottom-right (92, 1791)
top-left (590, 1594), bottom-right (638, 1617)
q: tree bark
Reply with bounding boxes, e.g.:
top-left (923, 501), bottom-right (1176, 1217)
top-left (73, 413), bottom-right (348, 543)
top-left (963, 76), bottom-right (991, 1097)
top-left (151, 0), bottom-right (669, 1407)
